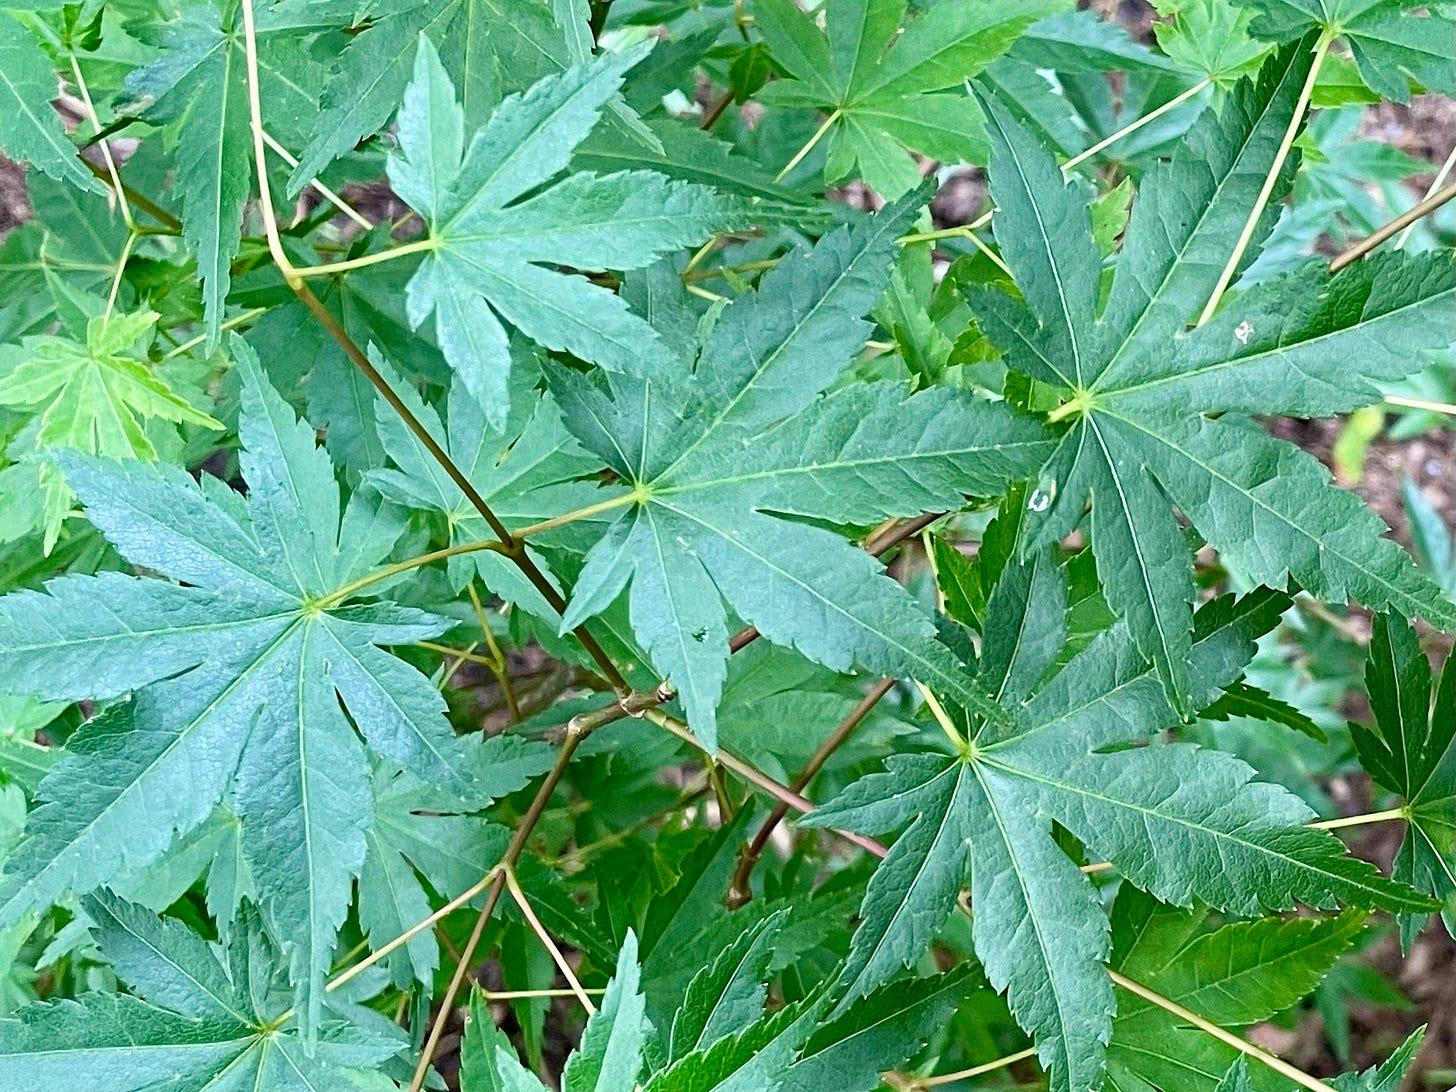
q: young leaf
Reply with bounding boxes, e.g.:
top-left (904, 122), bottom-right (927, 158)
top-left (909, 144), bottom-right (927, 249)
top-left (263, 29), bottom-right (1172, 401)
top-left (1350, 611), bottom-right (1455, 941)
top-left (0, 310), bottom-right (221, 549)
top-left (0, 340), bottom-right (485, 1039)
top-left (552, 195), bottom-right (1053, 748)
top-left (969, 42), bottom-right (1455, 713)
top-left (754, 0), bottom-right (1070, 195)
top-left (389, 40), bottom-right (738, 424)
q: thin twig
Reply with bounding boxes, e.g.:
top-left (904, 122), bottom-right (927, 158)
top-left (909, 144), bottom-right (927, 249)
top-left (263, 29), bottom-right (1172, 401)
top-left (68, 55), bottom-right (133, 230)
top-left (641, 708), bottom-right (888, 859)
top-left (1330, 179), bottom-right (1456, 272)
top-left (1109, 969), bottom-right (1340, 1092)
top-left (1395, 141), bottom-right (1456, 249)
top-left (728, 677), bottom-right (896, 907)
top-left (502, 869), bottom-right (597, 1014)
top-left (260, 128), bottom-right (374, 230)
top-left (409, 723), bottom-right (594, 1091)
top-left (700, 89), bottom-right (734, 131)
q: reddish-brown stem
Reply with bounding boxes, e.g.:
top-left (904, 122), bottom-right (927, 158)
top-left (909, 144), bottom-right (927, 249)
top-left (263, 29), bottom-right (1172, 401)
top-left (289, 281), bottom-right (629, 694)
top-left (728, 676), bottom-right (896, 907)
top-left (700, 89), bottom-right (734, 130)
top-left (409, 723), bottom-right (591, 1090)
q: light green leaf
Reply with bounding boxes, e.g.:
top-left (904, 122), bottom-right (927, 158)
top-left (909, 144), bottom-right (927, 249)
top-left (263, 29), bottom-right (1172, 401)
top-left (391, 41), bottom-right (737, 424)
top-left (0, 341), bottom-right (485, 1039)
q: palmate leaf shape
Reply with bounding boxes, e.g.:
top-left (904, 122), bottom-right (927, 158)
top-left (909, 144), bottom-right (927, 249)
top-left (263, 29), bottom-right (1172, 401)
top-left (550, 194), bottom-right (1054, 749)
top-left (122, 0), bottom-right (329, 345)
top-left (808, 539), bottom-right (1434, 1092)
top-left (0, 891), bottom-right (402, 1090)
top-left (0, 340), bottom-right (486, 1040)
top-left (0, 311), bottom-right (219, 456)
top-left (285, 0), bottom-right (647, 194)
top-left (360, 742), bottom-right (551, 991)
top-left (388, 39), bottom-right (739, 426)
top-left (753, 0), bottom-right (1069, 196)
top-left (368, 351), bottom-right (604, 620)
top-left (0, 310), bottom-right (221, 550)
top-left (0, 16), bottom-right (106, 195)
top-left (1104, 887), bottom-right (1366, 1091)
top-left (966, 39), bottom-right (1456, 713)
top-left (1237, 0), bottom-right (1455, 101)
top-left (1350, 611), bottom-right (1455, 943)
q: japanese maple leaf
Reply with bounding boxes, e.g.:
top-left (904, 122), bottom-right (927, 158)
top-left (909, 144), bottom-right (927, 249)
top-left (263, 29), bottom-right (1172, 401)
top-left (388, 39), bottom-right (740, 425)
top-left (1351, 611), bottom-right (1455, 944)
top-left (810, 539), bottom-right (1433, 1092)
top-left (123, 0), bottom-right (329, 343)
top-left (0, 891), bottom-right (403, 1088)
top-left (754, 0), bottom-right (1068, 195)
top-left (0, 310), bottom-right (220, 550)
top-left (965, 38), bottom-right (1455, 712)
top-left (550, 194), bottom-right (1054, 749)
top-left (0, 340), bottom-right (484, 1039)
top-left (1238, 0), bottom-right (1455, 101)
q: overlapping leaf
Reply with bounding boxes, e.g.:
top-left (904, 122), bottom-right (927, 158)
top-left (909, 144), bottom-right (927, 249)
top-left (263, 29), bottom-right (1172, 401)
top-left (811, 539), bottom-right (1433, 1092)
top-left (754, 0), bottom-right (1069, 195)
top-left (122, 0), bottom-right (329, 344)
top-left (286, 0), bottom-right (646, 193)
top-left (368, 352), bottom-right (603, 619)
top-left (967, 40), bottom-right (1455, 712)
top-left (1238, 0), bottom-right (1455, 100)
top-left (551, 194), bottom-right (1054, 748)
top-left (1105, 887), bottom-right (1366, 1091)
top-left (1351, 611), bottom-right (1455, 942)
top-left (0, 341), bottom-right (487, 1038)
top-left (388, 40), bottom-right (739, 425)
top-left (0, 891), bottom-right (402, 1089)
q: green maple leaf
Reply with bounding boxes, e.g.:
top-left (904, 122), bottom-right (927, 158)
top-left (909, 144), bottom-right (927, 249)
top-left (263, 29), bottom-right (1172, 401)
top-left (1238, 0), bottom-right (1455, 101)
top-left (368, 352), bottom-right (605, 619)
top-left (0, 340), bottom-right (489, 1039)
top-left (550, 194), bottom-right (1054, 748)
top-left (0, 891), bottom-right (401, 1089)
top-left (388, 39), bottom-right (739, 425)
top-left (0, 16), bottom-right (105, 195)
top-left (0, 311), bottom-right (220, 457)
top-left (1104, 887), bottom-right (1366, 1091)
top-left (809, 539), bottom-right (1433, 1092)
top-left (285, 0), bottom-right (652, 194)
top-left (123, 0), bottom-right (329, 345)
top-left (753, 0), bottom-right (1069, 196)
top-left (361, 742), bottom-right (550, 990)
top-left (1332, 1027), bottom-right (1426, 1092)
top-left (465, 931), bottom-right (648, 1092)
top-left (1350, 611), bottom-right (1455, 943)
top-left (966, 40), bottom-right (1455, 712)
top-left (0, 310), bottom-right (221, 549)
